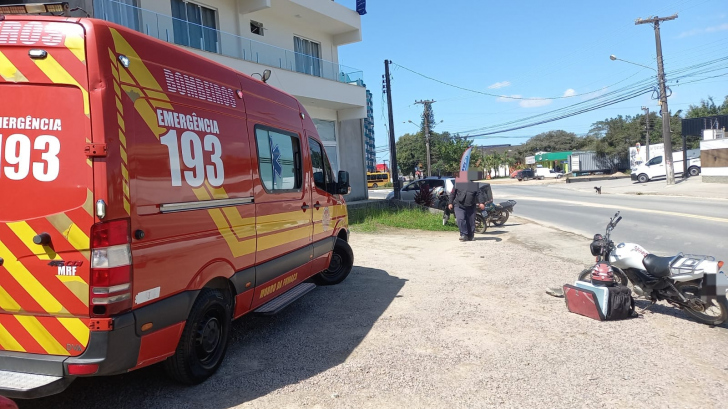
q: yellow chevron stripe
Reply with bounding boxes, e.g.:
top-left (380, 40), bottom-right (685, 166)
top-left (57, 275), bottom-right (89, 307)
top-left (115, 96), bottom-right (124, 115)
top-left (123, 199), bottom-right (131, 215)
top-left (0, 284), bottom-right (22, 313)
top-left (64, 33), bottom-right (86, 63)
top-left (120, 147), bottom-right (127, 164)
top-left (109, 28), bottom-right (168, 95)
top-left (6, 221), bottom-right (61, 261)
top-left (0, 50), bottom-right (28, 82)
top-left (45, 214), bottom-right (90, 259)
top-left (117, 113), bottom-right (125, 132)
top-left (15, 315), bottom-right (69, 356)
top-left (57, 317), bottom-right (90, 346)
top-left (84, 189), bottom-right (94, 217)
top-left (258, 226), bottom-right (311, 252)
top-left (119, 129), bottom-right (127, 148)
top-left (113, 80), bottom-right (121, 96)
top-left (192, 188), bottom-right (255, 257)
top-left (0, 323), bottom-right (25, 352)
top-left (32, 53), bottom-right (89, 115)
top-left (0, 241), bottom-right (67, 315)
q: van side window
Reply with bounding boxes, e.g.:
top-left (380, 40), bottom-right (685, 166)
top-left (647, 156), bottom-right (663, 166)
top-left (255, 127), bottom-right (302, 191)
top-left (309, 138), bottom-right (327, 191)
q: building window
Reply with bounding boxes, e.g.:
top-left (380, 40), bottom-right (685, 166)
top-left (250, 20), bottom-right (264, 36)
top-left (171, 0), bottom-right (218, 53)
top-left (94, 0), bottom-right (139, 31)
top-left (255, 127), bottom-right (302, 191)
top-left (294, 36), bottom-right (321, 77)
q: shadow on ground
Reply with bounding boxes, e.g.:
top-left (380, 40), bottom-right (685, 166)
top-left (634, 299), bottom-right (728, 329)
top-left (19, 267), bottom-right (405, 409)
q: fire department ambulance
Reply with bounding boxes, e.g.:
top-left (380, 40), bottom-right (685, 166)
top-left (0, 4), bottom-right (353, 399)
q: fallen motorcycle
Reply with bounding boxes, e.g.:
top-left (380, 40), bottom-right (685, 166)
top-left (577, 211), bottom-right (727, 326)
top-left (474, 200), bottom-right (517, 234)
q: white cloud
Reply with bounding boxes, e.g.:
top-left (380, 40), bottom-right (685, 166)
top-left (519, 99), bottom-right (552, 108)
top-left (488, 81), bottom-right (511, 89)
top-left (496, 94), bottom-right (521, 102)
top-left (679, 23), bottom-right (728, 38)
top-left (563, 88), bottom-right (576, 97)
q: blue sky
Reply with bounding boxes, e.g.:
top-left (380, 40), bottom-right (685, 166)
top-left (337, 0), bottom-right (728, 163)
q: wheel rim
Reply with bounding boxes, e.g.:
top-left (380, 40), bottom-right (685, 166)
top-left (195, 310), bottom-right (224, 368)
top-left (681, 286), bottom-right (725, 320)
top-left (322, 253), bottom-right (344, 279)
top-left (475, 216), bottom-right (484, 232)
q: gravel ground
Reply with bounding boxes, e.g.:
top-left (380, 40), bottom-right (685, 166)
top-left (20, 217), bottom-right (728, 409)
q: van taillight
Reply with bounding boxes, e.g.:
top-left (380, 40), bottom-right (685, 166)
top-left (90, 219), bottom-right (132, 317)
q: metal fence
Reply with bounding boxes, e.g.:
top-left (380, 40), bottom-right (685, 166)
top-left (94, 0), bottom-right (364, 86)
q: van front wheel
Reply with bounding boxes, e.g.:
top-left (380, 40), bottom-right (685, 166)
top-left (637, 174), bottom-right (649, 183)
top-left (315, 238), bottom-right (354, 286)
top-left (164, 289), bottom-right (231, 385)
top-left (688, 166), bottom-right (700, 177)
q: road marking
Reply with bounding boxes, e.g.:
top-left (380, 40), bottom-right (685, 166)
top-left (507, 196), bottom-right (728, 224)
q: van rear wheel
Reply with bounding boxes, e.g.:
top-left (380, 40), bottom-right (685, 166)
top-left (315, 238), bottom-right (354, 285)
top-left (688, 166), bottom-right (700, 177)
top-left (164, 289), bottom-right (231, 385)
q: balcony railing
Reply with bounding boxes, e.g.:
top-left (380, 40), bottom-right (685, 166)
top-left (94, 0), bottom-right (364, 86)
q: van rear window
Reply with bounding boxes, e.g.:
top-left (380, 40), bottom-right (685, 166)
top-left (255, 127), bottom-right (302, 191)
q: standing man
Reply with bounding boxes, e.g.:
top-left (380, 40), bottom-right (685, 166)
top-left (448, 181), bottom-right (487, 241)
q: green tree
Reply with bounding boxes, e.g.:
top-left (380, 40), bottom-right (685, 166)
top-left (685, 96), bottom-right (728, 118)
top-left (395, 132), bottom-right (426, 176)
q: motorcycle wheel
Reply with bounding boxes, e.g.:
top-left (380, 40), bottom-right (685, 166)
top-left (577, 268), bottom-right (629, 287)
top-left (475, 214), bottom-right (488, 234)
top-left (678, 284), bottom-right (728, 326)
top-left (492, 210), bottom-right (510, 226)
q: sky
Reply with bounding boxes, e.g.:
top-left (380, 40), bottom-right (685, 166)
top-left (336, 0), bottom-right (728, 163)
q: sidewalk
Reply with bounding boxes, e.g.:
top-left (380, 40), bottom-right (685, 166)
top-left (552, 176), bottom-right (728, 200)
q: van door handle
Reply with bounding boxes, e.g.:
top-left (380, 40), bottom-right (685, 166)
top-left (314, 202), bottom-right (321, 209)
top-left (301, 204), bottom-right (310, 211)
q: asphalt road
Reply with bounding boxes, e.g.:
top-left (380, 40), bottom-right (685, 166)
top-left (489, 183), bottom-right (728, 263)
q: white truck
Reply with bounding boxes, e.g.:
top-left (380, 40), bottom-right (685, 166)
top-left (534, 167), bottom-right (564, 179)
top-left (631, 150), bottom-right (701, 183)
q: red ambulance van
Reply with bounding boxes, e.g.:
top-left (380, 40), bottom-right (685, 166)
top-left (0, 6), bottom-right (353, 398)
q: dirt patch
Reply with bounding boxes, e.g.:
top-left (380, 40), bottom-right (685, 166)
top-left (21, 218), bottom-right (728, 409)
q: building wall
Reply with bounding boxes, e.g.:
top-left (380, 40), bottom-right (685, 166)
top-left (339, 119), bottom-right (368, 201)
top-left (700, 139), bottom-right (728, 183)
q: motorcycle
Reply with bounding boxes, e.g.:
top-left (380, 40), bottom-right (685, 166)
top-left (474, 200), bottom-right (517, 234)
top-left (578, 212), bottom-right (728, 326)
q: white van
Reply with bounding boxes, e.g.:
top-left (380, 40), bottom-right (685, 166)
top-left (534, 167), bottom-right (564, 179)
top-left (631, 152), bottom-right (701, 183)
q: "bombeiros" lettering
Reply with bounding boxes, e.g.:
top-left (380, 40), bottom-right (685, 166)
top-left (163, 69), bottom-right (237, 108)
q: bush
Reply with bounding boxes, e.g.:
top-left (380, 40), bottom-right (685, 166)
top-left (413, 184), bottom-right (434, 207)
top-left (349, 205), bottom-right (457, 233)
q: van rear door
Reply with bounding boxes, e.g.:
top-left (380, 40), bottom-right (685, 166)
top-left (0, 20), bottom-right (94, 357)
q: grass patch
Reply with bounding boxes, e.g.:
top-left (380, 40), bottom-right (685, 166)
top-left (349, 206), bottom-right (458, 233)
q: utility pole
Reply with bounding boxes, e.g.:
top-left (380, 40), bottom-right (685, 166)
top-left (641, 106), bottom-right (650, 159)
top-left (414, 99), bottom-right (435, 177)
top-left (636, 14), bottom-right (677, 185)
top-left (383, 60), bottom-right (400, 199)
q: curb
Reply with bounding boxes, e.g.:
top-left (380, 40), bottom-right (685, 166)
top-left (565, 175), bottom-right (631, 184)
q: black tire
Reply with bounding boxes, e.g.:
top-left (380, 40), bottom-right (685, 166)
top-left (688, 166), bottom-right (700, 177)
top-left (314, 238), bottom-right (354, 285)
top-left (372, 183), bottom-right (378, 188)
top-left (677, 283), bottom-right (728, 326)
top-left (517, 178), bottom-right (523, 182)
top-left (475, 214), bottom-right (487, 234)
top-left (492, 210), bottom-right (509, 226)
top-left (164, 289), bottom-right (232, 385)
top-left (637, 174), bottom-right (649, 183)
top-left (577, 267), bottom-right (629, 287)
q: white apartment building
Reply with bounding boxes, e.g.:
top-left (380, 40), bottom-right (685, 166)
top-left (66, 0), bottom-right (369, 200)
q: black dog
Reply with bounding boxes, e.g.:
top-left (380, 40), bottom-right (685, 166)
top-left (594, 186), bottom-right (601, 194)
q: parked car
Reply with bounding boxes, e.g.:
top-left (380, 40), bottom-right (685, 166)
top-left (515, 169), bottom-right (543, 181)
top-left (535, 167), bottom-right (564, 179)
top-left (386, 177), bottom-right (455, 201)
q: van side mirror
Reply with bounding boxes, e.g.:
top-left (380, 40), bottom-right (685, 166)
top-left (337, 170), bottom-right (350, 194)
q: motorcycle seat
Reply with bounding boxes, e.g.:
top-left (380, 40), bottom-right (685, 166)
top-left (642, 254), bottom-right (674, 277)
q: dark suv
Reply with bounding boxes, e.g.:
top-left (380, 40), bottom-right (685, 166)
top-left (516, 169), bottom-right (543, 181)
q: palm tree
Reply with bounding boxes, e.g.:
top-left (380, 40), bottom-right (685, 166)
top-left (488, 152), bottom-right (500, 177)
top-left (503, 153), bottom-right (517, 176)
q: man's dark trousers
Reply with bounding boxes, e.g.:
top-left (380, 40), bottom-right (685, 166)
top-left (454, 206), bottom-right (475, 238)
